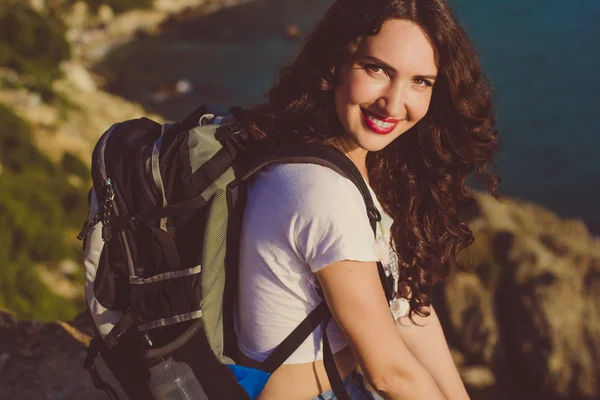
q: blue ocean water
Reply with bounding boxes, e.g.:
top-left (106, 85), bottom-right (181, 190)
top-left (449, 0), bottom-right (600, 231)
top-left (105, 0), bottom-right (600, 229)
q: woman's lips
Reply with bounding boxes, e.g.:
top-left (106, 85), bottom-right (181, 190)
top-left (360, 108), bottom-right (399, 135)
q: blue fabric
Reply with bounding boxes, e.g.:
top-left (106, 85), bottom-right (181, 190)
top-left (309, 371), bottom-right (384, 400)
top-left (226, 364), bottom-right (271, 400)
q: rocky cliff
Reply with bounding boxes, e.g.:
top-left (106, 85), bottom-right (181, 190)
top-left (438, 192), bottom-right (600, 399)
top-left (1, 0), bottom-right (248, 164)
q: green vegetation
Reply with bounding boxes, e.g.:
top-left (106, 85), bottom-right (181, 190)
top-left (0, 3), bottom-right (70, 101)
top-left (61, 151), bottom-right (90, 181)
top-left (0, 104), bottom-right (88, 320)
top-left (0, 0), bottom-right (158, 321)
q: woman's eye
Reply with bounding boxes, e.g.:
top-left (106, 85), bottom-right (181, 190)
top-left (414, 78), bottom-right (433, 88)
top-left (364, 64), bottom-right (386, 76)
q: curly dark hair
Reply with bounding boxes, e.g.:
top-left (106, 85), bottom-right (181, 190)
top-left (242, 0), bottom-right (501, 320)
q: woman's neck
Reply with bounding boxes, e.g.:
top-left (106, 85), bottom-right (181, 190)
top-left (331, 137), bottom-right (370, 184)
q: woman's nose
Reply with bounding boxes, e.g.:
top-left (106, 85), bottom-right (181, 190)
top-left (378, 84), bottom-right (407, 119)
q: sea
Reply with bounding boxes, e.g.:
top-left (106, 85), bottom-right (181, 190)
top-left (101, 0), bottom-right (600, 231)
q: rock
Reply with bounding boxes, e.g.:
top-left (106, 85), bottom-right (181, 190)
top-left (97, 5), bottom-right (115, 25)
top-left (154, 0), bottom-right (209, 14)
top-left (175, 79), bottom-right (193, 94)
top-left (284, 24), bottom-right (301, 40)
top-left (460, 365), bottom-right (496, 389)
top-left (0, 76), bottom-right (163, 165)
top-left (442, 272), bottom-right (498, 365)
top-left (35, 261), bottom-right (80, 300)
top-left (0, 353), bottom-right (10, 373)
top-left (61, 61), bottom-right (97, 93)
top-left (59, 259), bottom-right (79, 276)
top-left (450, 347), bottom-right (465, 367)
top-left (469, 193), bottom-right (600, 399)
top-left (432, 193), bottom-right (600, 398)
top-left (496, 234), bottom-right (599, 398)
top-left (26, 0), bottom-right (45, 13)
top-left (0, 311), bottom-right (125, 400)
top-left (64, 1), bottom-right (91, 31)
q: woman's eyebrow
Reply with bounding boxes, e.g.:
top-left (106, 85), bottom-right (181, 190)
top-left (358, 55), bottom-right (397, 73)
top-left (359, 55), bottom-right (437, 81)
top-left (414, 74), bottom-right (437, 81)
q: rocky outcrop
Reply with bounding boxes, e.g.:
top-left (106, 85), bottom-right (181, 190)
top-left (62, 0), bottom-right (250, 63)
top-left (437, 192), bottom-right (600, 399)
top-left (0, 311), bottom-right (126, 400)
top-left (0, 0), bottom-right (250, 165)
top-left (0, 77), bottom-right (161, 164)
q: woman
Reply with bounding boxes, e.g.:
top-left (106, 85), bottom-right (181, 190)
top-left (234, 0), bottom-right (500, 399)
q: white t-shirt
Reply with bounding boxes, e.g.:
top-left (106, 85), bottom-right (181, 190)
top-left (235, 163), bottom-right (408, 364)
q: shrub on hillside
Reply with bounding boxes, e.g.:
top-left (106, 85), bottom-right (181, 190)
top-left (0, 104), bottom-right (88, 320)
top-left (0, 105), bottom-right (56, 174)
top-left (0, 3), bottom-right (70, 100)
top-left (0, 257), bottom-right (82, 321)
top-left (61, 151), bottom-right (89, 180)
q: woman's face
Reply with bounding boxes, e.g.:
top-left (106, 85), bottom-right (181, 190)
top-left (334, 18), bottom-right (438, 155)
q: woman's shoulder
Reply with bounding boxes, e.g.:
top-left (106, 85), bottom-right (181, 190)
top-left (262, 162), bottom-right (350, 184)
top-left (250, 163), bottom-right (362, 207)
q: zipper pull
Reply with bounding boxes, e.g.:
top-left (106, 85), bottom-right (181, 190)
top-left (102, 224), bottom-right (113, 242)
top-left (101, 179), bottom-right (115, 242)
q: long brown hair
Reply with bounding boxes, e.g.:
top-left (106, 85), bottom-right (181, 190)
top-left (242, 0), bottom-right (501, 320)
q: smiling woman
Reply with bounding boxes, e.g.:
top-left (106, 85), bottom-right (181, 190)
top-left (334, 19), bottom-right (438, 152)
top-left (233, 0), bottom-right (500, 399)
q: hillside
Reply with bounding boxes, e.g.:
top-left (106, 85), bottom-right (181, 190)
top-left (0, 0), bottom-right (247, 322)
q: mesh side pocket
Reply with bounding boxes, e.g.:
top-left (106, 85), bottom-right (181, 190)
top-left (147, 356), bottom-right (209, 400)
top-left (200, 189), bottom-right (232, 364)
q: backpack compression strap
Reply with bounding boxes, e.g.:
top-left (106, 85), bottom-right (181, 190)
top-left (238, 144), bottom-right (394, 400)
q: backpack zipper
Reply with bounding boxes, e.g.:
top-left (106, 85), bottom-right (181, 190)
top-left (137, 144), bottom-right (159, 208)
top-left (100, 178), bottom-right (115, 242)
top-left (95, 123), bottom-right (136, 278)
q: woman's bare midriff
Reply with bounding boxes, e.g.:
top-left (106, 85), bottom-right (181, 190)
top-left (237, 345), bottom-right (358, 400)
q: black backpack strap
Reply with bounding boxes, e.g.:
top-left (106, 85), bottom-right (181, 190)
top-left (103, 310), bottom-right (135, 350)
top-left (240, 143), bottom-right (394, 300)
top-left (239, 144), bottom-right (381, 227)
top-left (110, 193), bottom-right (209, 230)
top-left (84, 336), bottom-right (121, 400)
top-left (322, 315), bottom-right (351, 400)
top-left (261, 301), bottom-right (350, 399)
top-left (244, 144), bottom-right (393, 398)
top-left (261, 301), bottom-right (329, 373)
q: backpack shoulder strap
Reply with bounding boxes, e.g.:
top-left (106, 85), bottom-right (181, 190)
top-left (239, 143), bottom-right (393, 300)
top-left (241, 144), bottom-right (395, 400)
top-left (238, 143), bottom-right (382, 232)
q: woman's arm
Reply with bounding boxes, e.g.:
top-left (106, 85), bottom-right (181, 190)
top-left (316, 260), bottom-right (446, 400)
top-left (395, 306), bottom-right (470, 400)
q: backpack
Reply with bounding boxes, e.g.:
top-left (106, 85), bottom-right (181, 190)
top-left (79, 105), bottom-right (394, 400)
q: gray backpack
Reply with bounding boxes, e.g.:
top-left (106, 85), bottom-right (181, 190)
top-left (79, 106), bottom-right (392, 399)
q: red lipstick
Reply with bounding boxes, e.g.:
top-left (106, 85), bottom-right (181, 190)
top-left (360, 109), bottom-right (399, 135)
